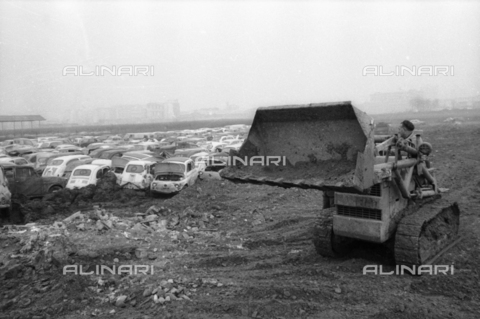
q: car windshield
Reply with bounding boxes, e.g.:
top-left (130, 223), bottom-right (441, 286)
top-left (73, 169), bottom-right (91, 176)
top-left (98, 152), bottom-right (112, 159)
top-left (51, 159), bottom-right (64, 166)
top-left (125, 164), bottom-right (144, 173)
top-left (132, 145), bottom-right (146, 151)
top-left (156, 174), bottom-right (183, 181)
top-left (156, 163), bottom-right (185, 173)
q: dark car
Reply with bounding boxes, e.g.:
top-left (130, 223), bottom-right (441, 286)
top-left (91, 147), bottom-right (125, 159)
top-left (7, 146), bottom-right (39, 157)
top-left (0, 163), bottom-right (67, 198)
top-left (174, 148), bottom-right (208, 158)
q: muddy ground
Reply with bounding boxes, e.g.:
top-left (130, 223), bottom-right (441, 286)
top-left (1, 120), bottom-right (480, 319)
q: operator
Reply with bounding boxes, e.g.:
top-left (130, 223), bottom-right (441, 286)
top-left (398, 120), bottom-right (415, 144)
top-left (396, 120), bottom-right (417, 158)
top-left (375, 120), bottom-right (416, 157)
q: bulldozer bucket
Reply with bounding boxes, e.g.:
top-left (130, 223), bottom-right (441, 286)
top-left (221, 101), bottom-right (376, 193)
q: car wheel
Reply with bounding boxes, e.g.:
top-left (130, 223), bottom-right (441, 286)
top-left (48, 185), bottom-right (62, 193)
top-left (0, 207), bottom-right (10, 224)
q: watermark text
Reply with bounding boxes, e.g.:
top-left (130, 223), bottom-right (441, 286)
top-left (63, 265), bottom-right (154, 275)
top-left (63, 65), bottom-right (154, 76)
top-left (195, 155), bottom-right (287, 167)
top-left (363, 65), bottom-right (454, 76)
top-left (363, 264), bottom-right (454, 275)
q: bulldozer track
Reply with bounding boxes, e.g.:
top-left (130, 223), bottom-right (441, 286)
top-left (423, 235), bottom-right (464, 266)
top-left (394, 199), bottom-right (460, 266)
top-left (312, 208), bottom-right (336, 257)
top-left (312, 207), bottom-right (353, 257)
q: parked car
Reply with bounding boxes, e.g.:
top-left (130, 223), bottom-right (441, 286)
top-left (22, 153), bottom-right (39, 165)
top-left (42, 154), bottom-right (92, 178)
top-left (89, 147), bottom-right (113, 159)
top-left (174, 148), bottom-right (208, 158)
top-left (90, 148), bottom-right (132, 167)
top-left (84, 143), bottom-right (116, 155)
top-left (0, 165), bottom-right (12, 221)
top-left (189, 152), bottom-right (210, 171)
top-left (175, 142), bottom-right (200, 150)
top-left (66, 164), bottom-right (110, 189)
top-left (55, 144), bottom-right (83, 153)
top-left (38, 140), bottom-right (64, 149)
top-left (120, 160), bottom-right (159, 190)
top-left (103, 135), bottom-right (124, 144)
top-left (129, 142), bottom-right (159, 152)
top-left (123, 132), bottom-right (155, 142)
top-left (111, 156), bottom-right (131, 181)
top-left (195, 152), bottom-right (229, 180)
top-left (12, 138), bottom-right (36, 147)
top-left (79, 137), bottom-right (100, 148)
top-left (0, 157), bottom-right (31, 166)
top-left (35, 151), bottom-right (83, 173)
top-left (0, 140), bottom-right (15, 147)
top-left (150, 157), bottom-right (199, 194)
top-left (0, 163), bottom-right (67, 198)
top-left (122, 151), bottom-right (157, 160)
top-left (7, 146), bottom-right (39, 157)
top-left (109, 151), bottom-right (155, 180)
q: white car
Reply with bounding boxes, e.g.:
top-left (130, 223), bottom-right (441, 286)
top-left (190, 152), bottom-right (209, 171)
top-left (120, 160), bottom-right (156, 190)
top-left (42, 155), bottom-right (91, 178)
top-left (66, 164), bottom-right (110, 189)
top-left (150, 157), bottom-right (199, 194)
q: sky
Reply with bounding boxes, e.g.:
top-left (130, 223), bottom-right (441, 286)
top-left (0, 0), bottom-right (479, 120)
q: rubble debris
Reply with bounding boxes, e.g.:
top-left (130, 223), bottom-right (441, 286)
top-left (115, 295), bottom-right (127, 307)
top-left (135, 248), bottom-right (148, 259)
top-left (63, 211), bottom-right (85, 223)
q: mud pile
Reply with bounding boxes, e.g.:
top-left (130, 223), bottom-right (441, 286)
top-left (19, 173), bottom-right (146, 223)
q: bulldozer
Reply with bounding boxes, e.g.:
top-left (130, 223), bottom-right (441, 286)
top-left (221, 101), bottom-right (460, 267)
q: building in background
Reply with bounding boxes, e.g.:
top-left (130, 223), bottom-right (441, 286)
top-left (66, 100), bottom-right (180, 125)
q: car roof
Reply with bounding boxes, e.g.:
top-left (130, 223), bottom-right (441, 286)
top-left (163, 157), bottom-right (190, 163)
top-left (49, 154), bottom-right (88, 161)
top-left (126, 160), bottom-right (155, 165)
top-left (56, 144), bottom-right (77, 148)
top-left (122, 151), bottom-right (154, 158)
top-left (72, 164), bottom-right (107, 171)
top-left (0, 162), bottom-right (16, 167)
